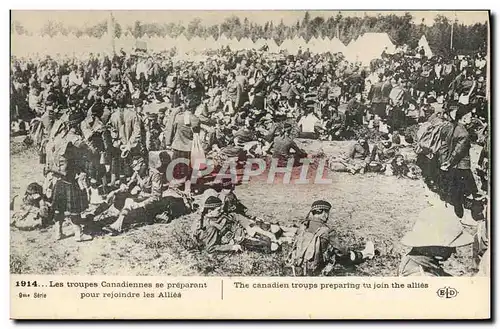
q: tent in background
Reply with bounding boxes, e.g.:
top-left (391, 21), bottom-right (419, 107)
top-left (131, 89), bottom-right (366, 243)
top-left (206, 35), bottom-right (217, 49)
top-left (329, 37), bottom-right (347, 54)
top-left (418, 35), bottom-right (434, 58)
top-left (346, 32), bottom-right (396, 66)
top-left (216, 34), bottom-right (231, 48)
top-left (175, 34), bottom-right (189, 54)
top-left (267, 39), bottom-right (280, 53)
top-left (307, 36), bottom-right (321, 53)
top-left (239, 37), bottom-right (254, 50)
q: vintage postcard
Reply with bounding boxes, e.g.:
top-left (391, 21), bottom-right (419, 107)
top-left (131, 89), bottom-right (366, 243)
top-left (10, 10), bottom-right (490, 319)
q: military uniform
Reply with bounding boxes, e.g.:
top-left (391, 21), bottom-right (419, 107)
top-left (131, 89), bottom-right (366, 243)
top-left (192, 196), bottom-right (243, 253)
top-left (289, 201), bottom-right (374, 276)
top-left (105, 154), bottom-right (170, 234)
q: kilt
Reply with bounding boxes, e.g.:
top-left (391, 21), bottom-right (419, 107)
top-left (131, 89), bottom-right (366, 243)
top-left (52, 179), bottom-right (88, 216)
top-left (86, 151), bottom-right (106, 181)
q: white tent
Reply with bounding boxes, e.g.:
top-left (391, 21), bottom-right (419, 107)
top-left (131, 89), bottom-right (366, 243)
top-left (206, 35), bottom-right (217, 49)
top-left (278, 38), bottom-right (291, 52)
top-left (254, 38), bottom-right (267, 50)
top-left (329, 37), bottom-right (347, 54)
top-left (347, 37), bottom-right (358, 48)
top-left (163, 36), bottom-right (175, 50)
top-left (229, 38), bottom-right (243, 50)
top-left (227, 37), bottom-right (242, 50)
top-left (346, 32), bottom-right (396, 66)
top-left (190, 36), bottom-right (204, 51)
top-left (297, 36), bottom-right (308, 52)
top-left (175, 34), bottom-right (189, 53)
top-left (267, 39), bottom-right (280, 53)
top-left (217, 34), bottom-right (231, 48)
top-left (239, 37), bottom-right (254, 50)
top-left (279, 38), bottom-right (297, 53)
top-left (11, 33), bottom-right (26, 56)
top-left (345, 36), bottom-right (366, 63)
top-left (147, 36), bottom-right (159, 52)
top-left (307, 36), bottom-right (322, 53)
top-left (418, 35), bottom-right (433, 58)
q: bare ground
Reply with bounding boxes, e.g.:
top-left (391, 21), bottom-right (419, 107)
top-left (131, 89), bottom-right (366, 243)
top-left (10, 137), bottom-right (478, 277)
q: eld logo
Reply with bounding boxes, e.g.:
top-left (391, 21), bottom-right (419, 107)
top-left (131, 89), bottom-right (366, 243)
top-left (436, 287), bottom-right (459, 299)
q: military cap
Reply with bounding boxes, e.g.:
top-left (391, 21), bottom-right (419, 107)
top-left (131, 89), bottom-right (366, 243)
top-left (204, 196), bottom-right (223, 210)
top-left (311, 200), bottom-right (332, 212)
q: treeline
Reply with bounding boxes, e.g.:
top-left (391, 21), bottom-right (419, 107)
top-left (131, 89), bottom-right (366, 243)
top-left (11, 11), bottom-right (488, 56)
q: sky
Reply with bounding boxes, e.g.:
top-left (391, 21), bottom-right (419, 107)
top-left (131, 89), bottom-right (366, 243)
top-left (12, 10), bottom-right (489, 33)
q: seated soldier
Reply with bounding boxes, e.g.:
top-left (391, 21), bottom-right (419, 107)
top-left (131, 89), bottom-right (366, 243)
top-left (192, 196), bottom-right (243, 253)
top-left (272, 122), bottom-right (307, 166)
top-left (324, 104), bottom-right (346, 141)
top-left (218, 178), bottom-right (281, 250)
top-left (398, 215), bottom-right (474, 276)
top-left (297, 106), bottom-right (322, 139)
top-left (233, 118), bottom-right (261, 158)
top-left (94, 181), bottom-right (130, 225)
top-left (368, 134), bottom-right (398, 173)
top-left (329, 137), bottom-right (370, 175)
top-left (11, 182), bottom-right (51, 230)
top-left (388, 154), bottom-right (418, 179)
top-left (103, 152), bottom-right (171, 235)
top-left (289, 200), bottom-right (375, 276)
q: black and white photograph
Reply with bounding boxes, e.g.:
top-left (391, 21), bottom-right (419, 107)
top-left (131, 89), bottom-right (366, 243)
top-left (10, 10), bottom-right (490, 279)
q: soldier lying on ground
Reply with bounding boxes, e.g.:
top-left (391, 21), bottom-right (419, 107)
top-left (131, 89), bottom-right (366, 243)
top-left (192, 196), bottom-right (286, 254)
top-left (199, 179), bottom-right (298, 247)
top-left (328, 137), bottom-right (370, 175)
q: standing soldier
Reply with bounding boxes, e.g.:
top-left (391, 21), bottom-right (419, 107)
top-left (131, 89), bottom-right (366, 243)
top-left (81, 103), bottom-right (106, 185)
top-left (50, 111), bottom-right (92, 242)
top-left (368, 73), bottom-right (387, 121)
top-left (108, 98), bottom-right (142, 178)
top-left (440, 105), bottom-right (481, 222)
top-left (164, 94), bottom-right (201, 194)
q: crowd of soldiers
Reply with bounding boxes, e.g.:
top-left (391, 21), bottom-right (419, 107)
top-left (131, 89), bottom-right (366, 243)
top-left (10, 42), bottom-right (489, 276)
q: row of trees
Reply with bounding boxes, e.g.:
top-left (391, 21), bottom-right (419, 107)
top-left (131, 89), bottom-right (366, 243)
top-left (11, 12), bottom-right (488, 56)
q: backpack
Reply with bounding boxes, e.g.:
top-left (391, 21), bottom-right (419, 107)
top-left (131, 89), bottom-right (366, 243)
top-left (415, 118), bottom-right (448, 159)
top-left (416, 113), bottom-right (458, 164)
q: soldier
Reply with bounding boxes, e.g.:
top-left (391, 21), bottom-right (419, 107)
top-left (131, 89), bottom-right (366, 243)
top-left (192, 196), bottom-right (243, 253)
top-left (80, 103), bottom-right (107, 188)
top-left (164, 94), bottom-right (201, 194)
top-left (108, 98), bottom-right (143, 178)
top-left (289, 200), bottom-right (375, 276)
top-left (272, 122), bottom-right (307, 166)
top-left (51, 143), bottom-right (92, 242)
top-left (103, 152), bottom-right (171, 235)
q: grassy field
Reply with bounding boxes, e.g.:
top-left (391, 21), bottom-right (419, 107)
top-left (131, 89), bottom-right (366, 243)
top-left (10, 137), bottom-right (478, 277)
